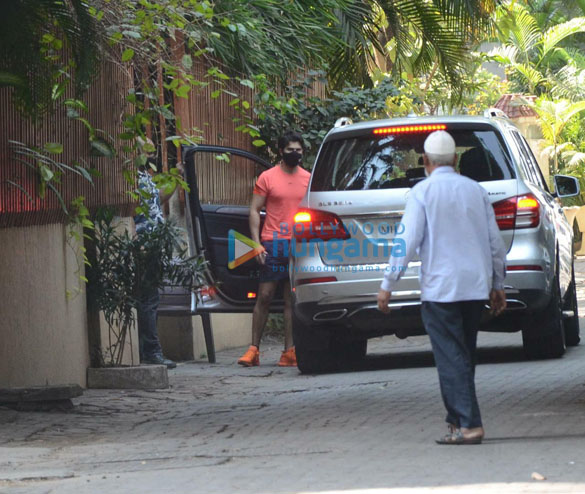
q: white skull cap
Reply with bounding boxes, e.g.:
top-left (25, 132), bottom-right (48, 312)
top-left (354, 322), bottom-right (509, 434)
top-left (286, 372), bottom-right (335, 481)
top-left (424, 130), bottom-right (455, 155)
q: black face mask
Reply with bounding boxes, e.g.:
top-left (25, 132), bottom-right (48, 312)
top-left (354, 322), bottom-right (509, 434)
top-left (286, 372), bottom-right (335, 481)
top-left (282, 151), bottom-right (302, 167)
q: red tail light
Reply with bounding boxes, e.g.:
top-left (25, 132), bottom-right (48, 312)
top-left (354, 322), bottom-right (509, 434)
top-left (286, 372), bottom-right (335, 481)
top-left (507, 265), bottom-right (543, 271)
top-left (492, 197), bottom-right (516, 230)
top-left (293, 209), bottom-right (350, 241)
top-left (296, 276), bottom-right (338, 286)
top-left (492, 194), bottom-right (540, 230)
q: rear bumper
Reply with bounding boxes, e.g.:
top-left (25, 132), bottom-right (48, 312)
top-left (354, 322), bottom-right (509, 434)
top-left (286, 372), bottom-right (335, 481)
top-left (293, 287), bottom-right (551, 338)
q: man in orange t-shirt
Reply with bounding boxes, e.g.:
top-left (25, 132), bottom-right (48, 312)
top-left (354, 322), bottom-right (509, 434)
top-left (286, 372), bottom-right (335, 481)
top-left (238, 131), bottom-right (310, 367)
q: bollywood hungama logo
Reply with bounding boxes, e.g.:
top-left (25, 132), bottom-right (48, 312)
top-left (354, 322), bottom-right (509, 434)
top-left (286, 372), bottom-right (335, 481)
top-left (227, 230), bottom-right (265, 269)
top-left (228, 221), bottom-right (406, 269)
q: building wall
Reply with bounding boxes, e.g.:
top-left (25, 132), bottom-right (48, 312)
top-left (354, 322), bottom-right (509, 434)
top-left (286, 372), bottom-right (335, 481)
top-left (192, 313), bottom-right (253, 359)
top-left (0, 224), bottom-right (89, 388)
top-left (158, 313), bottom-right (253, 362)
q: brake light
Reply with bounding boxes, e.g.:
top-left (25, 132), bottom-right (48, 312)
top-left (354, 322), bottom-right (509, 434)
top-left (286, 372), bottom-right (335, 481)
top-left (373, 124), bottom-right (447, 135)
top-left (492, 194), bottom-right (540, 230)
top-left (293, 209), bottom-right (350, 241)
top-left (296, 276), bottom-right (337, 286)
top-left (492, 197), bottom-right (516, 230)
top-left (247, 292), bottom-right (257, 299)
top-left (507, 265), bottom-right (543, 271)
top-left (293, 211), bottom-right (312, 223)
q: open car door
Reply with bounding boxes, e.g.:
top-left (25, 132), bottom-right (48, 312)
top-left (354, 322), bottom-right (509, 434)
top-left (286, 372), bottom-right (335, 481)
top-left (181, 145), bottom-right (285, 313)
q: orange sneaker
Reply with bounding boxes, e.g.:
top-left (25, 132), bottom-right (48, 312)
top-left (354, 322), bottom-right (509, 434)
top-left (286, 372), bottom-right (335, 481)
top-left (238, 345), bottom-right (259, 367)
top-left (278, 347), bottom-right (297, 367)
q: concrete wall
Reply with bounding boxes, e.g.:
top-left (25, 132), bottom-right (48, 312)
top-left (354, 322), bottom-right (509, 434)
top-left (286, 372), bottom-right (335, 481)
top-left (98, 311), bottom-right (140, 366)
top-left (0, 224), bottom-right (89, 388)
top-left (158, 313), bottom-right (253, 362)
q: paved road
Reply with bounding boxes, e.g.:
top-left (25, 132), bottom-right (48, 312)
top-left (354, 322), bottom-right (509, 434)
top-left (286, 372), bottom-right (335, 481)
top-left (2, 262), bottom-right (585, 493)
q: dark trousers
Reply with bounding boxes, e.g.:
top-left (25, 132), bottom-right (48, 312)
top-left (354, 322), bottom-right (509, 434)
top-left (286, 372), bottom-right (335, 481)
top-left (421, 300), bottom-right (485, 429)
top-left (137, 285), bottom-right (163, 360)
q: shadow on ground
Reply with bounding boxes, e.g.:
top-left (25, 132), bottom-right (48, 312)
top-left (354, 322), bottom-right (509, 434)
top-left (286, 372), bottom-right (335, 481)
top-left (356, 343), bottom-right (562, 372)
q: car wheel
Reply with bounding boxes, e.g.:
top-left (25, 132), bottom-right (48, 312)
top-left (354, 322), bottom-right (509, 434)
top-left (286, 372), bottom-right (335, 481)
top-left (563, 263), bottom-right (580, 347)
top-left (293, 313), bottom-right (336, 374)
top-left (522, 271), bottom-right (566, 359)
top-left (331, 336), bottom-right (367, 371)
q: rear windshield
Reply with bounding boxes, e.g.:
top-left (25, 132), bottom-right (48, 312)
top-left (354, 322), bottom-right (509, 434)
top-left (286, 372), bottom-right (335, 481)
top-left (311, 129), bottom-right (515, 191)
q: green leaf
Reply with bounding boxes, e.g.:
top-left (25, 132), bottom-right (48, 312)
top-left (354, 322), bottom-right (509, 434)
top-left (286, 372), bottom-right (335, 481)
top-left (182, 54), bottom-right (193, 70)
top-left (542, 18), bottom-right (585, 59)
top-left (0, 72), bottom-right (24, 87)
top-left (90, 138), bottom-right (116, 158)
top-left (240, 79), bottom-right (254, 89)
top-left (134, 155), bottom-right (148, 168)
top-left (122, 48), bottom-right (135, 62)
top-left (52, 82), bottom-right (67, 101)
top-left (39, 164), bottom-right (54, 182)
top-left (252, 139), bottom-right (266, 147)
top-left (122, 30), bottom-right (142, 39)
top-left (44, 142), bottom-right (63, 154)
top-left (64, 99), bottom-right (88, 112)
top-left (74, 165), bottom-right (94, 183)
top-left (175, 85), bottom-right (191, 98)
top-left (211, 90), bottom-right (221, 99)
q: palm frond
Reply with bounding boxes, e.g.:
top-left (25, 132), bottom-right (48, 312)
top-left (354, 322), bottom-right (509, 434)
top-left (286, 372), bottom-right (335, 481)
top-left (432, 0), bottom-right (496, 37)
top-left (550, 65), bottom-right (585, 100)
top-left (514, 63), bottom-right (546, 92)
top-left (496, 2), bottom-right (540, 55)
top-left (487, 44), bottom-right (518, 65)
top-left (328, 1), bottom-right (380, 89)
top-left (541, 17), bottom-right (585, 59)
top-left (381, 0), bottom-right (469, 86)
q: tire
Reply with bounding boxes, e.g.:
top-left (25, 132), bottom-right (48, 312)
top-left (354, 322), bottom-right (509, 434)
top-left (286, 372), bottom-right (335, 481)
top-left (563, 263), bottom-right (580, 347)
top-left (522, 271), bottom-right (566, 359)
top-left (293, 313), bottom-right (336, 374)
top-left (331, 337), bottom-right (367, 371)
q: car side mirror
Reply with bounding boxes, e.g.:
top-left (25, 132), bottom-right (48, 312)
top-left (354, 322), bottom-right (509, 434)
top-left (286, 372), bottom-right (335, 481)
top-left (554, 175), bottom-right (580, 198)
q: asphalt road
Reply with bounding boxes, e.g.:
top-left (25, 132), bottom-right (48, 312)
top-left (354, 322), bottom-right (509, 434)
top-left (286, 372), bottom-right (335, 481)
top-left (1, 261), bottom-right (585, 494)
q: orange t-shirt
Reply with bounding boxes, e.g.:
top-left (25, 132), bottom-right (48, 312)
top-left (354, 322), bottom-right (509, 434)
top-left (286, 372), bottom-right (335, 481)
top-left (253, 164), bottom-right (311, 241)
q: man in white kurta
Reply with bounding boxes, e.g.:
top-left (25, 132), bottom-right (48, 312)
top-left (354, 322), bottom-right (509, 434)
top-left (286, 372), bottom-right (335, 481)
top-left (377, 130), bottom-right (507, 445)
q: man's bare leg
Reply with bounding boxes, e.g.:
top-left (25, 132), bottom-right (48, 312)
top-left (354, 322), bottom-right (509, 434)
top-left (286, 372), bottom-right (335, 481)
top-left (282, 279), bottom-right (293, 350)
top-left (251, 281), bottom-right (278, 347)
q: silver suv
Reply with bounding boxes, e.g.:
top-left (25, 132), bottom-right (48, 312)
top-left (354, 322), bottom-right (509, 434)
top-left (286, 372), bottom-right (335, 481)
top-left (171, 116), bottom-right (580, 373)
top-left (289, 115), bottom-right (580, 372)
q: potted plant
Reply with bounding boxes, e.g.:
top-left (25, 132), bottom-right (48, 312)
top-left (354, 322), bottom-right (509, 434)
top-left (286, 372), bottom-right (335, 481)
top-left (85, 207), bottom-right (206, 388)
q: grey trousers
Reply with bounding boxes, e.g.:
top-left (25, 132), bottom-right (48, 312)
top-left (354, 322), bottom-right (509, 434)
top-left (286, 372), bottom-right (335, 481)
top-left (421, 300), bottom-right (485, 429)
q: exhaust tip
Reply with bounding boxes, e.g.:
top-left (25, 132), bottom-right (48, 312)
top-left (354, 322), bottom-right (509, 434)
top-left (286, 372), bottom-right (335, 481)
top-left (313, 309), bottom-right (348, 322)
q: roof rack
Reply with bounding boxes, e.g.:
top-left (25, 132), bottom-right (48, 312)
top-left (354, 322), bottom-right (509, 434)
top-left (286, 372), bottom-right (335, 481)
top-left (484, 108), bottom-right (509, 119)
top-left (334, 117), bottom-right (353, 128)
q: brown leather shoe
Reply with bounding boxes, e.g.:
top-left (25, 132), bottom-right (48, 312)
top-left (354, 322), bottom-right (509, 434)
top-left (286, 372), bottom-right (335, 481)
top-left (436, 427), bottom-right (484, 445)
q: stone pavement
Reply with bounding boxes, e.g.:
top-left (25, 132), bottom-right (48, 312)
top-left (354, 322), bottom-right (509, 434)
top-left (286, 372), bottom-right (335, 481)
top-left (2, 263), bottom-right (585, 493)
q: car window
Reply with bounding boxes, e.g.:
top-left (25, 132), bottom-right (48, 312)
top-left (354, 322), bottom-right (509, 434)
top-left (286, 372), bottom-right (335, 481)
top-left (511, 131), bottom-right (543, 188)
top-left (514, 132), bottom-right (550, 192)
top-left (311, 129), bottom-right (515, 191)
